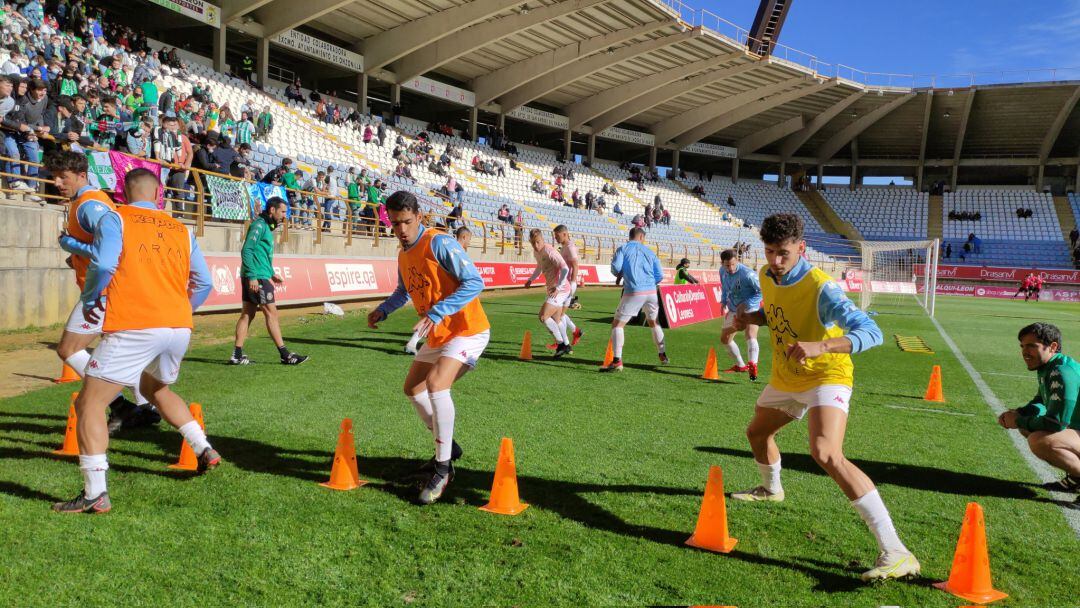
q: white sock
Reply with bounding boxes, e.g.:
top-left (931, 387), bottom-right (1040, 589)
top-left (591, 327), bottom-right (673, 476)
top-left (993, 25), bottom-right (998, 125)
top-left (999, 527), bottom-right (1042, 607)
top-left (65, 350), bottom-right (91, 376)
top-left (429, 389), bottom-right (456, 462)
top-left (852, 489), bottom-right (907, 554)
top-left (725, 341), bottom-right (745, 367)
top-left (611, 326), bottom-right (625, 358)
top-left (409, 391), bottom-right (434, 432)
top-left (756, 458), bottom-right (782, 493)
top-left (650, 324), bottom-right (665, 354)
top-left (562, 315), bottom-right (577, 338)
top-left (747, 338), bottom-right (760, 365)
top-left (544, 317), bottom-right (567, 344)
top-left (79, 453), bottom-right (108, 498)
top-left (406, 331), bottom-right (421, 350)
top-left (178, 420), bottom-right (212, 454)
top-left (131, 384), bottom-right (149, 406)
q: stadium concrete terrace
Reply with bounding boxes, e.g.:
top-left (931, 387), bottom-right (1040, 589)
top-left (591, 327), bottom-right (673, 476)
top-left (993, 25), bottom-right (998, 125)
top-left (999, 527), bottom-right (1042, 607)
top-left (117, 0), bottom-right (1080, 190)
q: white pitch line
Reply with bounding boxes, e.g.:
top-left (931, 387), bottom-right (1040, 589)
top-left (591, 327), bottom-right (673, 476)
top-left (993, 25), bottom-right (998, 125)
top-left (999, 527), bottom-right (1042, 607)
top-left (930, 315), bottom-right (1080, 537)
top-left (884, 404), bottom-right (975, 417)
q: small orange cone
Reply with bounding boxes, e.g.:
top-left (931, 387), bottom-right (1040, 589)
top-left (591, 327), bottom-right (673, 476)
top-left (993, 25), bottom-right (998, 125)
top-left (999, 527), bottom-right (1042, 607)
top-left (168, 403), bottom-right (205, 471)
top-left (934, 502), bottom-right (1008, 604)
top-left (479, 437), bottom-right (529, 516)
top-left (924, 364), bottom-right (945, 402)
top-left (519, 330), bottom-right (533, 360)
top-left (52, 392), bottom-right (80, 456)
top-left (685, 465), bottom-right (738, 553)
top-left (702, 347), bottom-right (720, 381)
top-left (319, 418), bottom-right (367, 491)
top-left (54, 363), bottom-right (80, 384)
top-left (601, 339), bottom-right (614, 366)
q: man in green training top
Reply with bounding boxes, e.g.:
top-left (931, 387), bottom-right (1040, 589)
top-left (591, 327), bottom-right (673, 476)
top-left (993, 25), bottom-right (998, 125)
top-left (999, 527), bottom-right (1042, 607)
top-left (997, 322), bottom-right (1080, 509)
top-left (228, 197), bottom-right (308, 366)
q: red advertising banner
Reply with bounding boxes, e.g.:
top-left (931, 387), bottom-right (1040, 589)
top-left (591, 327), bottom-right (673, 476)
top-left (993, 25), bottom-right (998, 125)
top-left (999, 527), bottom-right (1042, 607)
top-left (931, 282), bottom-right (1080, 302)
top-left (656, 283), bottom-right (724, 329)
top-left (916, 264), bottom-right (1080, 285)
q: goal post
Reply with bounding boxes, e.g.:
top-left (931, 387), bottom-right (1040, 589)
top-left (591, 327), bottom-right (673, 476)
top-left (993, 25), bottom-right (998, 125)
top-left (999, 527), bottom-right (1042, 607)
top-left (854, 239), bottom-right (939, 317)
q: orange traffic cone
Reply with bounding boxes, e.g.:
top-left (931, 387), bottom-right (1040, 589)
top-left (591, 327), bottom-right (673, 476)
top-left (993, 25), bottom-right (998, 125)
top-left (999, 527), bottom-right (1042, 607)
top-left (479, 437), bottom-right (529, 516)
top-left (924, 365), bottom-right (945, 402)
top-left (54, 363), bottom-right (80, 384)
top-left (519, 330), bottom-right (533, 361)
top-left (601, 339), bottom-right (614, 366)
top-left (319, 418), bottom-right (367, 491)
top-left (685, 465), bottom-right (738, 553)
top-left (168, 403), bottom-right (205, 471)
top-left (934, 502), bottom-right (1008, 604)
top-left (52, 392), bottom-right (80, 456)
top-left (702, 348), bottom-right (720, 381)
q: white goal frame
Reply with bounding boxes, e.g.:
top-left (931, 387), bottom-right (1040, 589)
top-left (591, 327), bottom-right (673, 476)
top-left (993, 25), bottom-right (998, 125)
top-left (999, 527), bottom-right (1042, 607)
top-left (855, 239), bottom-right (939, 317)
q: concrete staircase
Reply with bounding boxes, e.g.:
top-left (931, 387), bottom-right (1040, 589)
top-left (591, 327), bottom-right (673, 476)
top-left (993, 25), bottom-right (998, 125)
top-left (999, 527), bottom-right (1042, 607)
top-left (1052, 196), bottom-right (1077, 243)
top-left (796, 190), bottom-right (862, 239)
top-left (927, 194), bottom-right (944, 240)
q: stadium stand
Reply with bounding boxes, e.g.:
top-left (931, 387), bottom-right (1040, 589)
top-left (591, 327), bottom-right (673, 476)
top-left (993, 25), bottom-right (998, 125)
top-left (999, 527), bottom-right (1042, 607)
top-left (940, 190), bottom-right (1072, 268)
top-left (822, 188), bottom-right (929, 240)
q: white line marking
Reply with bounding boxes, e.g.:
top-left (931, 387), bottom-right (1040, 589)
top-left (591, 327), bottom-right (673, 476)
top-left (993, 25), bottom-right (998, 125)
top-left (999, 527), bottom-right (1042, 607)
top-left (930, 315), bottom-right (1080, 537)
top-left (884, 404), bottom-right (975, 417)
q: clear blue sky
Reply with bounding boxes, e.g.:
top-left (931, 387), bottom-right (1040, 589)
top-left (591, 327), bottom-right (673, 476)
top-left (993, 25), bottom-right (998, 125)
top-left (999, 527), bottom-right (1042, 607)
top-left (693, 0), bottom-right (1080, 83)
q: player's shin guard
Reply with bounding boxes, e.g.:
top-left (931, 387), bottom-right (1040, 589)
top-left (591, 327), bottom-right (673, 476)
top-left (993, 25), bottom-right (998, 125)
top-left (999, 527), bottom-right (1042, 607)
top-left (178, 420), bottom-right (212, 454)
top-left (611, 326), bottom-right (625, 358)
top-left (747, 338), bottom-right (760, 365)
top-left (79, 453), bottom-right (108, 499)
top-left (65, 350), bottom-right (91, 377)
top-left (650, 324), bottom-right (665, 353)
top-left (429, 389), bottom-right (456, 462)
top-left (852, 489), bottom-right (907, 554)
top-left (725, 341), bottom-right (745, 367)
top-left (409, 391), bottom-right (434, 432)
top-left (543, 317), bottom-right (567, 345)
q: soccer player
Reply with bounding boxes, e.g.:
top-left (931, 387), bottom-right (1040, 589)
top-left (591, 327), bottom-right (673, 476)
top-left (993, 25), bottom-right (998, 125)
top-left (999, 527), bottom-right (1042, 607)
top-left (1012, 274), bottom-right (1032, 299)
top-left (551, 225), bottom-right (583, 348)
top-left (367, 191), bottom-right (489, 505)
top-left (1029, 274), bottom-right (1044, 302)
top-left (48, 151), bottom-right (154, 433)
top-left (599, 227), bottom-right (667, 372)
top-left (728, 213), bottom-right (919, 581)
top-left (997, 322), bottom-right (1079, 509)
top-left (228, 197), bottom-right (308, 365)
top-left (52, 169), bottom-right (219, 514)
top-left (524, 228), bottom-right (573, 358)
top-left (718, 249), bottom-right (762, 380)
top-left (405, 226), bottom-right (473, 355)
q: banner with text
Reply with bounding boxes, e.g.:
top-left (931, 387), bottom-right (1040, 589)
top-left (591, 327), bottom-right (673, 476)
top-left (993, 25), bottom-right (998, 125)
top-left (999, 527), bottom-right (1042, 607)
top-left (656, 283), bottom-right (725, 329)
top-left (147, 0), bottom-right (220, 27)
top-left (271, 30), bottom-right (363, 72)
top-left (916, 264), bottom-right (1080, 285)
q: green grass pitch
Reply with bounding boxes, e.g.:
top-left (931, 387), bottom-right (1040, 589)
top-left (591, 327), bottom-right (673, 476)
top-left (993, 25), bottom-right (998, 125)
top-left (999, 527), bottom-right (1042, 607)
top-left (1, 289), bottom-right (1077, 606)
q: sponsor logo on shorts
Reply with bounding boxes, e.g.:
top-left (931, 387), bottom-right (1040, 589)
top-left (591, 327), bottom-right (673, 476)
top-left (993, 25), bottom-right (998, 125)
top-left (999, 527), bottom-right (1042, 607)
top-left (88, 360), bottom-right (99, 369)
top-left (325, 263), bottom-right (379, 293)
top-left (834, 395), bottom-right (846, 405)
top-left (80, 323), bottom-right (91, 330)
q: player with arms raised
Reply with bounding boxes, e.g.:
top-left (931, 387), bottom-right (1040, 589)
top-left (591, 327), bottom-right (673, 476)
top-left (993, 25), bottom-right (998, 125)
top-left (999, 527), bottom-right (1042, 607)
top-left (525, 228), bottom-right (573, 357)
top-left (718, 248), bottom-right (762, 380)
top-left (368, 191), bottom-right (489, 505)
top-left (729, 213), bottom-right (919, 581)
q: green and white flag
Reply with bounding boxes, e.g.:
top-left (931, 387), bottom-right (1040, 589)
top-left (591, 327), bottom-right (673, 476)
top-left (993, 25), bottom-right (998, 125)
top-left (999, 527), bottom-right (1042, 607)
top-left (86, 151), bottom-right (116, 190)
top-left (206, 175), bottom-right (251, 220)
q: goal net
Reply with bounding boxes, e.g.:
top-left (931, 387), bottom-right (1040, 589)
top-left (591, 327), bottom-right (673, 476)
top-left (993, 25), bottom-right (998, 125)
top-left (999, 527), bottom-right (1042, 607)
top-left (853, 239), bottom-right (939, 317)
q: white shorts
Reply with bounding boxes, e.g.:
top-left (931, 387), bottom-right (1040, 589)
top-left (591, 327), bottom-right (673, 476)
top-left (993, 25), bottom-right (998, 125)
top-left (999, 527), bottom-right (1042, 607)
top-left (615, 292), bottom-right (659, 322)
top-left (545, 285), bottom-right (572, 308)
top-left (64, 299), bottom-right (103, 335)
top-left (722, 310), bottom-right (737, 330)
top-left (415, 330), bottom-right (489, 369)
top-left (755, 384), bottom-right (852, 420)
top-left (85, 328), bottom-right (192, 387)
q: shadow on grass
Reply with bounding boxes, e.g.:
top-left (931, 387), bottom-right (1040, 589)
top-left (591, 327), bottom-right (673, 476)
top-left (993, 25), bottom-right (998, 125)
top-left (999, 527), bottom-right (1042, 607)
top-left (0, 480), bottom-right (63, 502)
top-left (695, 446), bottom-right (1038, 500)
top-left (0, 411), bottom-right (66, 421)
top-left (11, 372), bottom-right (59, 383)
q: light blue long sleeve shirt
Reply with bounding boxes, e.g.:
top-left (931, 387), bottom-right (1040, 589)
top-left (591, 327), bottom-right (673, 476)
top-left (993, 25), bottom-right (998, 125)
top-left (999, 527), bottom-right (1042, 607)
top-left (81, 201), bottom-right (213, 311)
top-left (377, 224), bottom-right (484, 324)
top-left (720, 263), bottom-right (762, 311)
top-left (58, 185), bottom-right (112, 258)
top-left (764, 257), bottom-right (882, 354)
top-left (611, 240), bottom-right (663, 294)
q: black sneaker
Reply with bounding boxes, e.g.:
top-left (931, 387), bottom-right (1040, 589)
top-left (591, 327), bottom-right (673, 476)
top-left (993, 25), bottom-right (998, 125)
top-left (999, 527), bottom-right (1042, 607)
top-left (658, 352), bottom-right (670, 365)
top-left (197, 447), bottom-right (222, 473)
top-left (1042, 474), bottom-right (1080, 493)
top-left (281, 353), bottom-right (309, 365)
top-left (228, 354), bottom-right (251, 365)
top-left (419, 461), bottom-right (454, 505)
top-left (416, 441), bottom-right (464, 473)
top-left (123, 405), bottom-right (161, 430)
top-left (553, 343), bottom-right (572, 358)
top-left (106, 396), bottom-right (139, 436)
top-left (52, 491), bottom-right (111, 514)
top-left (599, 358), bottom-right (624, 372)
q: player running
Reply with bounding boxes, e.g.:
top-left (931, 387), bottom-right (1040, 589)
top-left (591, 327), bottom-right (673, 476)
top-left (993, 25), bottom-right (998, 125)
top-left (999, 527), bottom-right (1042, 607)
top-left (719, 249), bottom-right (762, 380)
top-left (1012, 273), bottom-right (1033, 299)
top-left (547, 225), bottom-right (583, 349)
top-left (525, 228), bottom-right (573, 357)
top-left (367, 191), bottom-right (489, 505)
top-left (1028, 274), bottom-right (1044, 302)
top-left (997, 322), bottom-right (1079, 509)
top-left (599, 227), bottom-right (667, 372)
top-left (52, 169), bottom-right (219, 514)
top-left (47, 151), bottom-right (155, 434)
top-left (728, 213), bottom-right (919, 581)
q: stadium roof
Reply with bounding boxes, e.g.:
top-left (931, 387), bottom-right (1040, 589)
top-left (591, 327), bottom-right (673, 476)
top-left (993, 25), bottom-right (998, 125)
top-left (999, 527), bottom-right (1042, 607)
top-left (223, 0), bottom-right (1080, 168)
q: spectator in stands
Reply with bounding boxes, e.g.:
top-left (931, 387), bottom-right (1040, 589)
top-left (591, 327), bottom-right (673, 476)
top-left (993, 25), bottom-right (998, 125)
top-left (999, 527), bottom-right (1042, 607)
top-left (299, 171), bottom-right (320, 226)
top-left (513, 210), bottom-right (524, 248)
top-left (235, 112), bottom-right (254, 146)
top-left (661, 208), bottom-right (671, 225)
top-left (4, 78), bottom-right (48, 193)
top-left (654, 193), bottom-right (662, 207)
top-left (585, 190), bottom-right (595, 210)
top-left (945, 243), bottom-right (952, 259)
top-left (447, 201), bottom-right (462, 230)
top-left (256, 106), bottom-right (273, 140)
top-left (571, 188), bottom-right (581, 208)
top-left (362, 123), bottom-right (373, 144)
top-left (285, 79), bottom-right (303, 102)
top-left (551, 186), bottom-right (564, 203)
top-left (612, 199), bottom-right (622, 215)
top-left (376, 121), bottom-right (386, 147)
top-left (1070, 227), bottom-right (1078, 250)
top-left (531, 178), bottom-right (544, 194)
top-left (124, 117), bottom-right (152, 157)
top-left (727, 194), bottom-right (735, 207)
top-left (497, 204), bottom-right (512, 223)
